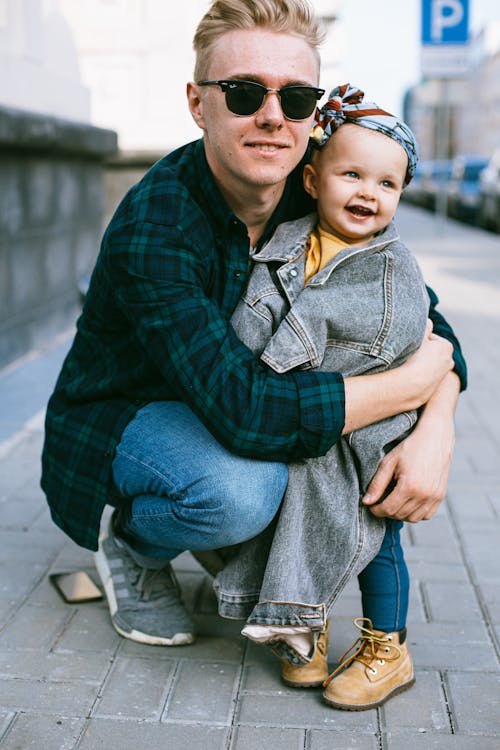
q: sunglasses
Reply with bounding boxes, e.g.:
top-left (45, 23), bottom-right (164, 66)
top-left (198, 79), bottom-right (325, 121)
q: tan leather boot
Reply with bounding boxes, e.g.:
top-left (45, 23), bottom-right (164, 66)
top-left (323, 617), bottom-right (415, 710)
top-left (281, 621), bottom-right (329, 688)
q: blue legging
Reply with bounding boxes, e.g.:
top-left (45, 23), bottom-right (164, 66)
top-left (357, 519), bottom-right (409, 633)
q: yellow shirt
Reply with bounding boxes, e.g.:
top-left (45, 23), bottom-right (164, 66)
top-left (304, 226), bottom-right (350, 285)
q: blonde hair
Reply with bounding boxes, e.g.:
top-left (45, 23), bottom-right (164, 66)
top-left (193, 0), bottom-right (325, 81)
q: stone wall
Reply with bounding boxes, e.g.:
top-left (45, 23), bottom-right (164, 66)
top-left (0, 105), bottom-right (117, 369)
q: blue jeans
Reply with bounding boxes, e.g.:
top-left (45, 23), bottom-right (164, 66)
top-left (112, 401), bottom-right (409, 630)
top-left (111, 401), bottom-right (288, 565)
top-left (358, 519), bottom-right (408, 632)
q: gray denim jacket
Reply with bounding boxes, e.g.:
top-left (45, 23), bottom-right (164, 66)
top-left (213, 213), bottom-right (429, 644)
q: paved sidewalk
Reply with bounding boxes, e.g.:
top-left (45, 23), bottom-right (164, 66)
top-left (0, 204), bottom-right (499, 749)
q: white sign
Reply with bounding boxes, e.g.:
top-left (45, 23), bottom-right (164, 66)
top-left (421, 44), bottom-right (470, 77)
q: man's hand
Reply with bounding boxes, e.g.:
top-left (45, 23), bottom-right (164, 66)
top-left (362, 371), bottom-right (460, 522)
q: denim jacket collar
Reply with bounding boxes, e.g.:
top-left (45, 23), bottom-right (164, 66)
top-left (252, 212), bottom-right (401, 286)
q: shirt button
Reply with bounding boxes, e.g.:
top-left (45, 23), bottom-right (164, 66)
top-left (233, 269), bottom-right (242, 278)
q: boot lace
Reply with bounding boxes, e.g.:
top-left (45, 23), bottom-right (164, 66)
top-left (323, 617), bottom-right (401, 686)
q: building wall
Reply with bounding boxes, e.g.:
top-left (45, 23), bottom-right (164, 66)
top-left (0, 1), bottom-right (118, 368)
top-left (0, 106), bottom-right (117, 368)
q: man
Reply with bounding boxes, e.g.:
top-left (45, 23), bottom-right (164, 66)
top-left (41, 0), bottom-right (465, 654)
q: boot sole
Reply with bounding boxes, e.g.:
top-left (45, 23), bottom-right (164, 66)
top-left (282, 676), bottom-right (326, 689)
top-left (94, 545), bottom-right (195, 647)
top-left (323, 676), bottom-right (416, 711)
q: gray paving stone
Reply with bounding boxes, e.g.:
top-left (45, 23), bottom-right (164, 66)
top-left (231, 725), bottom-right (305, 750)
top-left (405, 559), bottom-right (468, 583)
top-left (0, 713), bottom-right (85, 750)
top-left (448, 490), bottom-right (497, 520)
top-left (446, 672), bottom-right (500, 733)
top-left (0, 530), bottom-right (61, 565)
top-left (327, 590), bottom-right (363, 619)
top-left (459, 439), bottom-right (500, 475)
top-left (192, 612), bottom-right (246, 639)
top-left (179, 575), bottom-right (217, 619)
top-left (191, 572), bottom-right (222, 614)
top-left (237, 689), bottom-right (377, 730)
top-left (242, 663), bottom-right (291, 692)
top-left (0, 677), bottom-right (97, 714)
top-left (0, 489), bottom-right (44, 530)
top-left (404, 540), bottom-right (462, 566)
top-left (383, 670), bottom-right (449, 731)
top-left (53, 605), bottom-right (121, 653)
top-left (121, 634), bottom-right (245, 662)
top-left (93, 655), bottom-right (175, 720)
top-left (0, 649), bottom-right (109, 683)
top-left (424, 581), bottom-right (483, 622)
top-left (0, 562), bottom-right (47, 600)
top-left (386, 731), bottom-right (500, 749)
top-left (405, 515), bottom-right (456, 545)
top-left (0, 604), bottom-right (70, 651)
top-left (488, 492), bottom-right (500, 515)
top-left (50, 541), bottom-right (97, 570)
top-left (479, 582), bottom-right (500, 621)
top-left (78, 718), bottom-right (229, 750)
top-left (408, 623), bottom-right (495, 670)
top-left (309, 730), bottom-right (380, 749)
top-left (0, 713), bottom-right (14, 740)
top-left (164, 660), bottom-right (239, 724)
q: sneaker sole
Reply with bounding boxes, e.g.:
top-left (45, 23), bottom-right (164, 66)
top-left (94, 544), bottom-right (195, 647)
top-left (322, 675), bottom-right (416, 711)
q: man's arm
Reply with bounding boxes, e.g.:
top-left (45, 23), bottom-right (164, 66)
top-left (362, 371), bottom-right (460, 521)
top-left (358, 285), bottom-right (466, 522)
top-left (342, 321), bottom-right (454, 434)
top-left (427, 285), bottom-right (467, 390)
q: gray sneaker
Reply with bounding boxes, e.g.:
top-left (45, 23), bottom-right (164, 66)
top-left (94, 520), bottom-right (195, 646)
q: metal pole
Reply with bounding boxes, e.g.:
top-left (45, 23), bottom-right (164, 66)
top-left (434, 78), bottom-right (449, 233)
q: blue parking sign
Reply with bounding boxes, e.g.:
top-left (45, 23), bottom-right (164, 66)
top-left (422, 0), bottom-right (469, 44)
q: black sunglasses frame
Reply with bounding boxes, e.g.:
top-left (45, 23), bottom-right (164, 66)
top-left (198, 79), bottom-right (325, 121)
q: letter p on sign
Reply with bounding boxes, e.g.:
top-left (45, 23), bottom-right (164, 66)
top-left (432, 0), bottom-right (463, 41)
top-left (422, 0), bottom-right (469, 45)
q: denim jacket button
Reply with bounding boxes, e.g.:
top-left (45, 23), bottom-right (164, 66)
top-left (289, 268), bottom-right (298, 277)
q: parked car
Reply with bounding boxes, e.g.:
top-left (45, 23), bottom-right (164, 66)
top-left (477, 149), bottom-right (500, 233)
top-left (420, 159), bottom-right (453, 211)
top-left (447, 155), bottom-right (489, 223)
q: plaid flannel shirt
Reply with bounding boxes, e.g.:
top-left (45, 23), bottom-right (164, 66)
top-left (41, 139), bottom-right (467, 550)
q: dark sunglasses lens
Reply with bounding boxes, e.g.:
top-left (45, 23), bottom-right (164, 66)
top-left (226, 83), bottom-right (265, 115)
top-left (281, 88), bottom-right (319, 120)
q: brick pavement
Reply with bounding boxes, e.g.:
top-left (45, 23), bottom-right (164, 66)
top-left (0, 204), bottom-right (499, 749)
